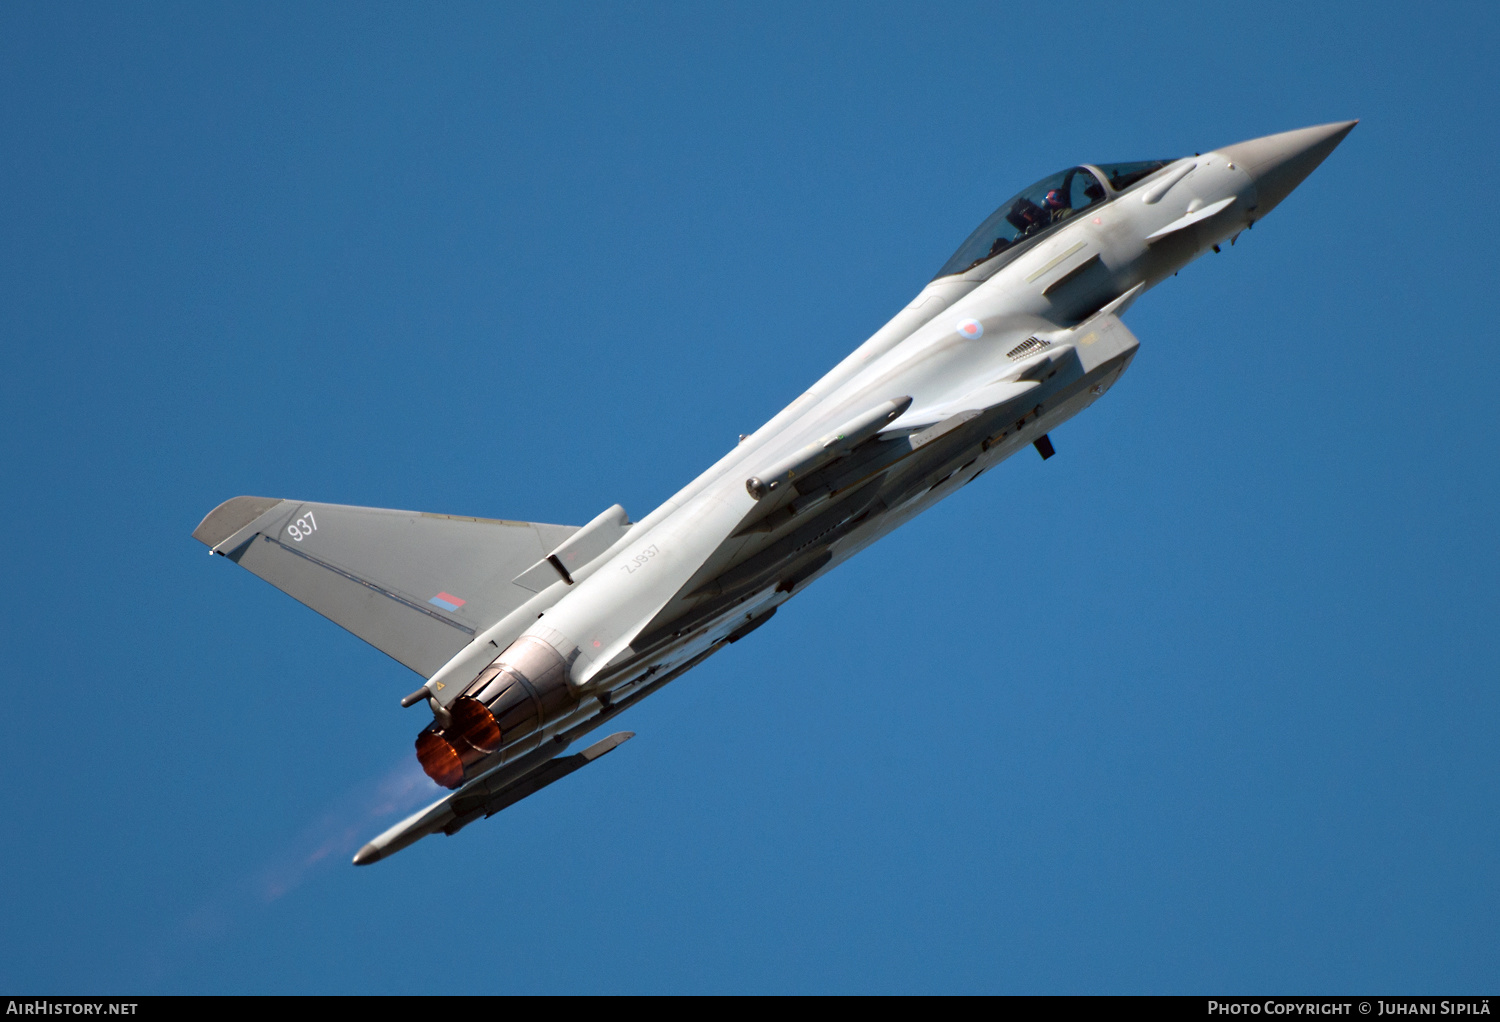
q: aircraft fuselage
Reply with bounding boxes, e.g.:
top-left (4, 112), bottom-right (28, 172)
top-left (330, 122), bottom-right (1356, 862)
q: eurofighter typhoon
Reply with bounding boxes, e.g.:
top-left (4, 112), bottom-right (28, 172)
top-left (192, 122), bottom-right (1356, 864)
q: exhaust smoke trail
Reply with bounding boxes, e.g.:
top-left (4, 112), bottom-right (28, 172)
top-left (137, 757), bottom-right (438, 985)
top-left (254, 757), bottom-right (432, 901)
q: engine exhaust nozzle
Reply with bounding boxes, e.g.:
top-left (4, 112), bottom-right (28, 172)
top-left (412, 634), bottom-right (580, 789)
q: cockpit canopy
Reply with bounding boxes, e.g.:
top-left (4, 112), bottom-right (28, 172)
top-left (932, 160), bottom-right (1173, 280)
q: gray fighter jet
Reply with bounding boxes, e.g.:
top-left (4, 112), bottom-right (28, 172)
top-left (192, 121), bottom-right (1356, 864)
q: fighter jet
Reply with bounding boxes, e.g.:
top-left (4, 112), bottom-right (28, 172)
top-left (192, 121), bottom-right (1356, 864)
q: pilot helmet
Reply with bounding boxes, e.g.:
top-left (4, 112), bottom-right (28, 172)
top-left (1044, 189), bottom-right (1067, 210)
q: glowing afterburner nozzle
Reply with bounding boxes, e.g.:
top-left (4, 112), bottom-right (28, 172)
top-left (415, 729), bottom-right (465, 789)
top-left (449, 695), bottom-right (502, 755)
top-left (409, 634), bottom-right (582, 791)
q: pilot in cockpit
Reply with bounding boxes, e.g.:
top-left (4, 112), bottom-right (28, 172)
top-left (1043, 188), bottom-right (1072, 224)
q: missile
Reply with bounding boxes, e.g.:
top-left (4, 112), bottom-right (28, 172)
top-left (746, 396), bottom-right (912, 500)
top-left (353, 731), bottom-right (635, 865)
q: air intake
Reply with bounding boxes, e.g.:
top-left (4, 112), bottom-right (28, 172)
top-left (1005, 336), bottom-right (1051, 361)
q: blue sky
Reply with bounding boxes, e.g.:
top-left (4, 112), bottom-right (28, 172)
top-left (2, 1), bottom-right (1497, 994)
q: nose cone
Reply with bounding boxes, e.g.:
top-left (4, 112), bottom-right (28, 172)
top-left (1219, 120), bottom-right (1357, 217)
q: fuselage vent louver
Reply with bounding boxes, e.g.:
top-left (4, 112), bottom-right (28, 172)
top-left (1005, 336), bottom-right (1051, 361)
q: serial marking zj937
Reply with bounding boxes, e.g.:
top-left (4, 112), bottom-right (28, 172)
top-left (190, 121), bottom-right (1358, 864)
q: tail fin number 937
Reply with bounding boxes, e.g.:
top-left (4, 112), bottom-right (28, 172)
top-left (286, 511), bottom-right (318, 542)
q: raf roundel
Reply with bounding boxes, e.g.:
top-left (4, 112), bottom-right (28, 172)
top-left (956, 318), bottom-right (984, 340)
